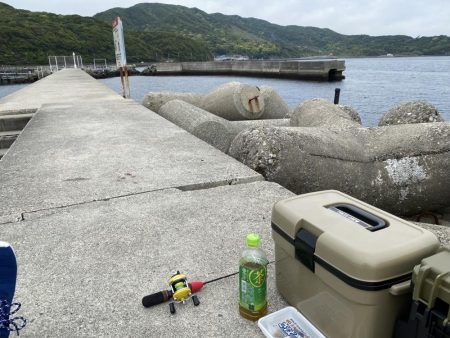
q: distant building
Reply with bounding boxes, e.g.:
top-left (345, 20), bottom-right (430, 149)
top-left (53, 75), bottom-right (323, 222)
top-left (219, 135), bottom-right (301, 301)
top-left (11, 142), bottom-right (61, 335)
top-left (214, 55), bottom-right (250, 61)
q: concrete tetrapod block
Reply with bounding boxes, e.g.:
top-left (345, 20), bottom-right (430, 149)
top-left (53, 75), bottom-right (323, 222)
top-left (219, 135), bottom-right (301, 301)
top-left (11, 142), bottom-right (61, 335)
top-left (200, 82), bottom-right (265, 120)
top-left (291, 98), bottom-right (361, 128)
top-left (337, 104), bottom-right (362, 124)
top-left (412, 222), bottom-right (450, 246)
top-left (379, 101), bottom-right (444, 126)
top-left (229, 119), bottom-right (290, 139)
top-left (0, 182), bottom-right (293, 337)
top-left (157, 101), bottom-right (290, 154)
top-left (229, 123), bottom-right (450, 216)
top-left (158, 99), bottom-right (234, 153)
top-left (259, 86), bottom-right (291, 119)
top-left (142, 91), bottom-right (204, 113)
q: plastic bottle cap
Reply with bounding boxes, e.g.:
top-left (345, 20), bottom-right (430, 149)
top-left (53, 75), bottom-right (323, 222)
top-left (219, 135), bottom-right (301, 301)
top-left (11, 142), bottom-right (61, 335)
top-left (246, 233), bottom-right (260, 248)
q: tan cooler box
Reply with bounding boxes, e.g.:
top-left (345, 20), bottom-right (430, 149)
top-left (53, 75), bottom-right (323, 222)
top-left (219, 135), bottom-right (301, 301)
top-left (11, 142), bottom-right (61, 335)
top-left (272, 190), bottom-right (440, 338)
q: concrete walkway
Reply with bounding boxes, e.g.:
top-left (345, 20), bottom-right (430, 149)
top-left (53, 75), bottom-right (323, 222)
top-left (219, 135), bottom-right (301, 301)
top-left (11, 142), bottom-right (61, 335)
top-left (0, 70), bottom-right (122, 115)
top-left (0, 69), bottom-right (293, 337)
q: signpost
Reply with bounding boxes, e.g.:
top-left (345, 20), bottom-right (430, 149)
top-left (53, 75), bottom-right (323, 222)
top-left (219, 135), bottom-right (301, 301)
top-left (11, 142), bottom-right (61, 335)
top-left (112, 17), bottom-right (130, 99)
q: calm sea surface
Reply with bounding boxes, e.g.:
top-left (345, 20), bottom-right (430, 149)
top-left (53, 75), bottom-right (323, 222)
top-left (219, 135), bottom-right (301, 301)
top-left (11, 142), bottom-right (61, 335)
top-left (1, 56), bottom-right (449, 126)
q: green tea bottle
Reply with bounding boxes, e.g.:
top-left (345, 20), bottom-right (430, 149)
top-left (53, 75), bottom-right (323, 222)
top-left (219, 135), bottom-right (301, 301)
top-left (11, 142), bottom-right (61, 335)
top-left (239, 233), bottom-right (269, 321)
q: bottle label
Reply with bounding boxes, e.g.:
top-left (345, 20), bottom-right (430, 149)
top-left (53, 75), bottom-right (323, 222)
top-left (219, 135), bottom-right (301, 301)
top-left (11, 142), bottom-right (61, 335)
top-left (239, 264), bottom-right (267, 311)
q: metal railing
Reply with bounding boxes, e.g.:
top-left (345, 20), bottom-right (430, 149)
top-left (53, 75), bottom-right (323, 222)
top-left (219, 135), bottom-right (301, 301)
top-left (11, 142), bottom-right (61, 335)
top-left (48, 53), bottom-right (84, 72)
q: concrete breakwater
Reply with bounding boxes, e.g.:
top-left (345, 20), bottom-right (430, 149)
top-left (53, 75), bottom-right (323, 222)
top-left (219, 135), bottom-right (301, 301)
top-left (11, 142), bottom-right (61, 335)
top-left (85, 59), bottom-right (345, 81)
top-left (2, 59), bottom-right (344, 85)
top-left (141, 59), bottom-right (345, 81)
top-left (0, 67), bottom-right (50, 85)
top-left (158, 99), bottom-right (290, 153)
top-left (148, 84), bottom-right (449, 218)
top-left (230, 123), bottom-right (450, 216)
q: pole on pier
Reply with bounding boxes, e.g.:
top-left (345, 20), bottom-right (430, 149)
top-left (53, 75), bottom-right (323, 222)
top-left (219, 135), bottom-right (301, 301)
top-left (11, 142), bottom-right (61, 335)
top-left (334, 88), bottom-right (341, 104)
top-left (119, 66), bottom-right (130, 99)
top-left (112, 17), bottom-right (130, 99)
top-left (122, 66), bottom-right (130, 99)
top-left (73, 52), bottom-right (77, 69)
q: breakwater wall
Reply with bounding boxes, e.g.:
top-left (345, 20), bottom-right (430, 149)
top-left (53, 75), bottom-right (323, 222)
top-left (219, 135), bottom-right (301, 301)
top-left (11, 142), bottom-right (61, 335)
top-left (146, 85), bottom-right (450, 217)
top-left (142, 59), bottom-right (345, 81)
top-left (0, 66), bottom-right (51, 85)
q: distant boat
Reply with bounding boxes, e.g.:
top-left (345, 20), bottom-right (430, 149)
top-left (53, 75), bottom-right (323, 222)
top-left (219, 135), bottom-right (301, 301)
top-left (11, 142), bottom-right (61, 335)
top-left (386, 53), bottom-right (394, 57)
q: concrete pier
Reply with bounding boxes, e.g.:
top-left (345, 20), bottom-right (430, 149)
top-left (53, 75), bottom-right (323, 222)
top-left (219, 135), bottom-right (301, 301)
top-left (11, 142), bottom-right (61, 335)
top-left (144, 59), bottom-right (345, 81)
top-left (0, 69), bottom-right (293, 337)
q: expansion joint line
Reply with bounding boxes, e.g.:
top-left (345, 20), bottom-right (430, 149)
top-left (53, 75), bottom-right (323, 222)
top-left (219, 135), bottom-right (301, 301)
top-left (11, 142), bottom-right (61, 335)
top-left (9, 177), bottom-right (262, 222)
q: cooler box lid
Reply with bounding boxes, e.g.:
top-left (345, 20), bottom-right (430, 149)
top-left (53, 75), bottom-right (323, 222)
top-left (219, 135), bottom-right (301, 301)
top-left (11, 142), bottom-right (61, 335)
top-left (272, 190), bottom-right (440, 287)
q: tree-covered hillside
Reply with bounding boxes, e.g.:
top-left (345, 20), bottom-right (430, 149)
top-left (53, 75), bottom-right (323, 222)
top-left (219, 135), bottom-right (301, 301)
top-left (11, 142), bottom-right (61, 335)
top-left (0, 2), bottom-right (212, 65)
top-left (0, 1), bottom-right (449, 65)
top-left (94, 3), bottom-right (450, 58)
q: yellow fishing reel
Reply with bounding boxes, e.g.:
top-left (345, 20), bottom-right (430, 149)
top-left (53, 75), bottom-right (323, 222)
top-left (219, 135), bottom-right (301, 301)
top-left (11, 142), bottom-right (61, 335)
top-left (167, 271), bottom-right (200, 314)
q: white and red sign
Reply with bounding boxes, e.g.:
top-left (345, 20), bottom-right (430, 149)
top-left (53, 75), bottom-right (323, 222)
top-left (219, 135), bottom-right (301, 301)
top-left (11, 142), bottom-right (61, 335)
top-left (112, 17), bottom-right (127, 67)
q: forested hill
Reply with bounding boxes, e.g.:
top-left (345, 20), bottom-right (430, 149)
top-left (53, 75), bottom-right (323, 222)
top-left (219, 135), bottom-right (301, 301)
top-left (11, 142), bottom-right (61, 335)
top-left (94, 3), bottom-right (450, 58)
top-left (1, 1), bottom-right (449, 65)
top-left (0, 2), bottom-right (211, 64)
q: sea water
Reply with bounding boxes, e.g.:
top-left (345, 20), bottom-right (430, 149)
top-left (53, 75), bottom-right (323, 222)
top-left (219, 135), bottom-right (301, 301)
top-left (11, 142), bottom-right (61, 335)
top-left (1, 56), bottom-right (449, 127)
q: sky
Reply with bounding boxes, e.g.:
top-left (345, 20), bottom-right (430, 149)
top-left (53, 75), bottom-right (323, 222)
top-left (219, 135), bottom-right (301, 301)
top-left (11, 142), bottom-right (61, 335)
top-left (3, 0), bottom-right (450, 37)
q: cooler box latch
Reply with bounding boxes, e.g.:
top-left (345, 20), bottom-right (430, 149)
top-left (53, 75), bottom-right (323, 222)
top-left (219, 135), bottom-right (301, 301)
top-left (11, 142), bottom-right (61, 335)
top-left (295, 229), bottom-right (318, 272)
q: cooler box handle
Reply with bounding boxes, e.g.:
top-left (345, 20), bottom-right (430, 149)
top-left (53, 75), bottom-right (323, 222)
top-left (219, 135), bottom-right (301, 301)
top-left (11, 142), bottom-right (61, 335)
top-left (327, 203), bottom-right (388, 231)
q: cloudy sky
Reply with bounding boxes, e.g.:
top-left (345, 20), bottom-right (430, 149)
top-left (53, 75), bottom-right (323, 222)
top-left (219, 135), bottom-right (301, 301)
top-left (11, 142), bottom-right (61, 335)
top-left (4, 0), bottom-right (450, 37)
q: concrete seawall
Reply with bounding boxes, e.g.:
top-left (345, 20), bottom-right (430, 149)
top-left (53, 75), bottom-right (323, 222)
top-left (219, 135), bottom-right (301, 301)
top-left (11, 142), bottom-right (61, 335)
top-left (144, 59), bottom-right (345, 81)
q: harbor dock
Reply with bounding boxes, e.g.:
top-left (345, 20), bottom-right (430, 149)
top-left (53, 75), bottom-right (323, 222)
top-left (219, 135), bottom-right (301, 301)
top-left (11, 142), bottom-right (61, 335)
top-left (142, 59), bottom-right (345, 81)
top-left (0, 69), bottom-right (293, 336)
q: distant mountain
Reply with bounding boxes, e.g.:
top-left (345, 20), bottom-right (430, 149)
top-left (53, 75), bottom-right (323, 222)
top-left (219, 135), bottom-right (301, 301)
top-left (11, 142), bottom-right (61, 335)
top-left (0, 2), bottom-right (449, 65)
top-left (94, 3), bottom-right (450, 58)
